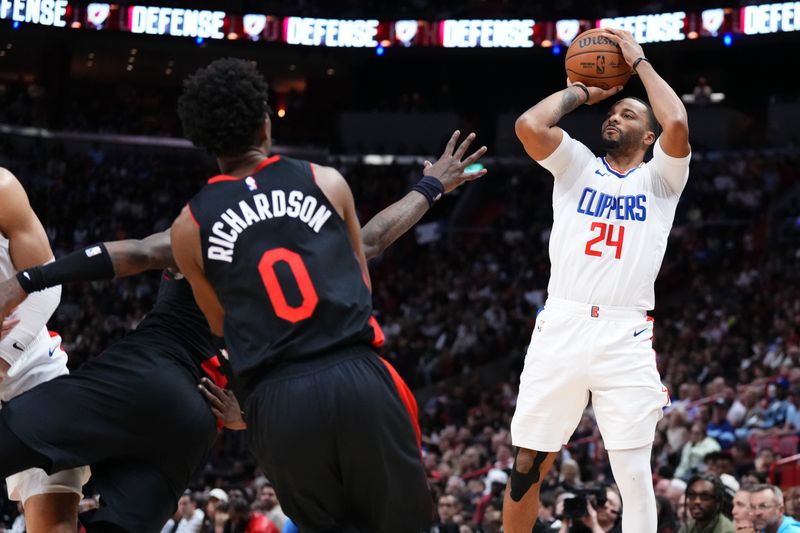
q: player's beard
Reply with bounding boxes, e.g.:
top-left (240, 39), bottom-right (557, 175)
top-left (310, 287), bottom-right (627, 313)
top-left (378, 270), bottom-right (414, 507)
top-left (601, 129), bottom-right (633, 152)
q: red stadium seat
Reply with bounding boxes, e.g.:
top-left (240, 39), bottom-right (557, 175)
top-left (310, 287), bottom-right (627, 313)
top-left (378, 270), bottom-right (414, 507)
top-left (770, 454), bottom-right (800, 490)
top-left (750, 434), bottom-right (781, 454)
top-left (779, 435), bottom-right (800, 457)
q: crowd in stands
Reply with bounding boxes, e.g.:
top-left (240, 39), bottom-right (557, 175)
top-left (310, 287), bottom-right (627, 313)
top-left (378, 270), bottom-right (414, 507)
top-left (0, 129), bottom-right (798, 530)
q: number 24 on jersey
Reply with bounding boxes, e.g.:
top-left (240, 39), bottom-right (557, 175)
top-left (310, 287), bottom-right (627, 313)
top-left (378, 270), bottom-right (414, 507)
top-left (584, 222), bottom-right (625, 259)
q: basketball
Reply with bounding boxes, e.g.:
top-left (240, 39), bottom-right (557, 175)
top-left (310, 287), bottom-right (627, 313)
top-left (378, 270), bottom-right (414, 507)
top-left (565, 28), bottom-right (632, 90)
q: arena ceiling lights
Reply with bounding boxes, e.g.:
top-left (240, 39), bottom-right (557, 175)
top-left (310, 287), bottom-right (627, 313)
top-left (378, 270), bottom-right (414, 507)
top-left (1, 1), bottom-right (799, 47)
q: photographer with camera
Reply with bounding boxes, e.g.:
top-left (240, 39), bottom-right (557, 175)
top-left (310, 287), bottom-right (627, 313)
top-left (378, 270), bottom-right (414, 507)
top-left (558, 486), bottom-right (622, 533)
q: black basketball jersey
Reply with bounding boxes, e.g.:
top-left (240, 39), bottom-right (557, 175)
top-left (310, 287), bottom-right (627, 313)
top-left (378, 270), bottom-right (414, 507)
top-left (187, 155), bottom-right (378, 396)
top-left (128, 269), bottom-right (223, 380)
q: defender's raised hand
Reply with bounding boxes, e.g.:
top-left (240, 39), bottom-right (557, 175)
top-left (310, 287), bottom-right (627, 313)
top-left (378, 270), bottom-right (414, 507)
top-left (423, 130), bottom-right (488, 194)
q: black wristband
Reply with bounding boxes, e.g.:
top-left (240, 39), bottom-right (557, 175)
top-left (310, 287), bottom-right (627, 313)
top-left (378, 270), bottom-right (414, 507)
top-left (632, 57), bottom-right (650, 73)
top-left (412, 175), bottom-right (445, 207)
top-left (16, 243), bottom-right (115, 294)
top-left (573, 83), bottom-right (590, 104)
top-left (16, 266), bottom-right (45, 293)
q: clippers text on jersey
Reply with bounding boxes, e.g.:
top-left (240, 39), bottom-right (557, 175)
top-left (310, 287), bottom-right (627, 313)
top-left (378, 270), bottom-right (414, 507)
top-left (576, 187), bottom-right (647, 221)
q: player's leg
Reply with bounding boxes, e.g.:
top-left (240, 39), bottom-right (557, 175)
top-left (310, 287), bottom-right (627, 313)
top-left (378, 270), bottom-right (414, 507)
top-left (0, 415), bottom-right (51, 477)
top-left (590, 316), bottom-right (668, 532)
top-left (23, 492), bottom-right (80, 533)
top-left (77, 410), bottom-right (215, 533)
top-left (78, 357), bottom-right (218, 533)
top-left (607, 445), bottom-right (657, 532)
top-left (245, 358), bottom-right (348, 532)
top-left (245, 347), bottom-right (433, 532)
top-left (334, 354), bottom-right (433, 532)
top-left (502, 448), bottom-right (558, 532)
top-left (79, 458), bottom-right (182, 533)
top-left (504, 308), bottom-right (592, 533)
top-left (6, 465), bottom-right (90, 533)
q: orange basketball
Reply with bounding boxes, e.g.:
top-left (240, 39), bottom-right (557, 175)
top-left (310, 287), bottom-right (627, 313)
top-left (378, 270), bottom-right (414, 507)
top-left (565, 28), bottom-right (632, 90)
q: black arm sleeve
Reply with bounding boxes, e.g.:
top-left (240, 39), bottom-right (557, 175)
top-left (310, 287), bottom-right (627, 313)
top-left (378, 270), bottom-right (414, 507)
top-left (16, 243), bottom-right (115, 294)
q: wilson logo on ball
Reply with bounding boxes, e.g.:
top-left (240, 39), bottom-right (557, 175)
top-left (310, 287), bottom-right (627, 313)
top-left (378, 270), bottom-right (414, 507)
top-left (579, 36), bottom-right (617, 48)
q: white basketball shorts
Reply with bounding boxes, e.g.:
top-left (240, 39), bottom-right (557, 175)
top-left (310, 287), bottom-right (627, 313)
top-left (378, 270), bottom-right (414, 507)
top-left (511, 298), bottom-right (670, 452)
top-left (2, 332), bottom-right (91, 502)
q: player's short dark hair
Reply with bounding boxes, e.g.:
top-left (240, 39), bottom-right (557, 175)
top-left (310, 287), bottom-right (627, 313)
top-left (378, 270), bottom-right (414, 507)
top-left (627, 96), bottom-right (659, 135)
top-left (178, 57), bottom-right (270, 157)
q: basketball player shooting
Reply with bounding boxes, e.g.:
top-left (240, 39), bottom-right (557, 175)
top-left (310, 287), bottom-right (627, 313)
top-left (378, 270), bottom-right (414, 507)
top-left (0, 168), bottom-right (89, 533)
top-left (503, 28), bottom-right (691, 533)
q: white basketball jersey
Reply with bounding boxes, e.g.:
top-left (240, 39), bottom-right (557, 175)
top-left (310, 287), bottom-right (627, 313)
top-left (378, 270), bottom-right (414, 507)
top-left (539, 132), bottom-right (690, 310)
top-left (0, 233), bottom-right (67, 401)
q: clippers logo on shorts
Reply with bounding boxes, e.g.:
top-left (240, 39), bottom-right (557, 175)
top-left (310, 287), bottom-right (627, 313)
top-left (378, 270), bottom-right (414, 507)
top-left (591, 306), bottom-right (599, 318)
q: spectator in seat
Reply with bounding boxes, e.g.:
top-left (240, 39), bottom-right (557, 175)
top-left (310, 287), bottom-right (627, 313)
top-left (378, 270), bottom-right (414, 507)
top-left (213, 502), bottom-right (230, 533)
top-left (675, 423), bottom-right (721, 479)
top-left (432, 494), bottom-right (460, 533)
top-left (677, 474), bottom-right (734, 533)
top-left (707, 399), bottom-right (737, 449)
top-left (225, 497), bottom-right (278, 533)
top-left (754, 448), bottom-right (777, 479)
top-left (252, 483), bottom-right (287, 530)
top-left (730, 440), bottom-right (756, 479)
top-left (748, 484), bottom-right (800, 533)
top-left (783, 387), bottom-right (800, 434)
top-left (161, 490), bottom-right (207, 533)
top-left (732, 489), bottom-right (754, 532)
top-left (704, 451), bottom-right (736, 478)
top-left (667, 479), bottom-right (688, 520)
top-left (785, 487), bottom-right (800, 522)
top-left (206, 488), bottom-right (229, 530)
top-left (656, 495), bottom-right (679, 533)
top-left (474, 469), bottom-right (507, 525)
top-left (534, 490), bottom-right (557, 531)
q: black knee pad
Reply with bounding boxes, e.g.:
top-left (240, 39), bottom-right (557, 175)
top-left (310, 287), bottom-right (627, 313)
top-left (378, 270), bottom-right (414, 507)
top-left (509, 449), bottom-right (548, 502)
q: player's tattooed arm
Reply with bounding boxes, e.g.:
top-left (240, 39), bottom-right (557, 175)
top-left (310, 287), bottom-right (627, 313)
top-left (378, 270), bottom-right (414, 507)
top-left (105, 230), bottom-right (177, 277)
top-left (515, 84), bottom-right (621, 161)
top-left (361, 130), bottom-right (487, 259)
top-left (555, 87), bottom-right (588, 121)
top-left (361, 193), bottom-right (428, 260)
